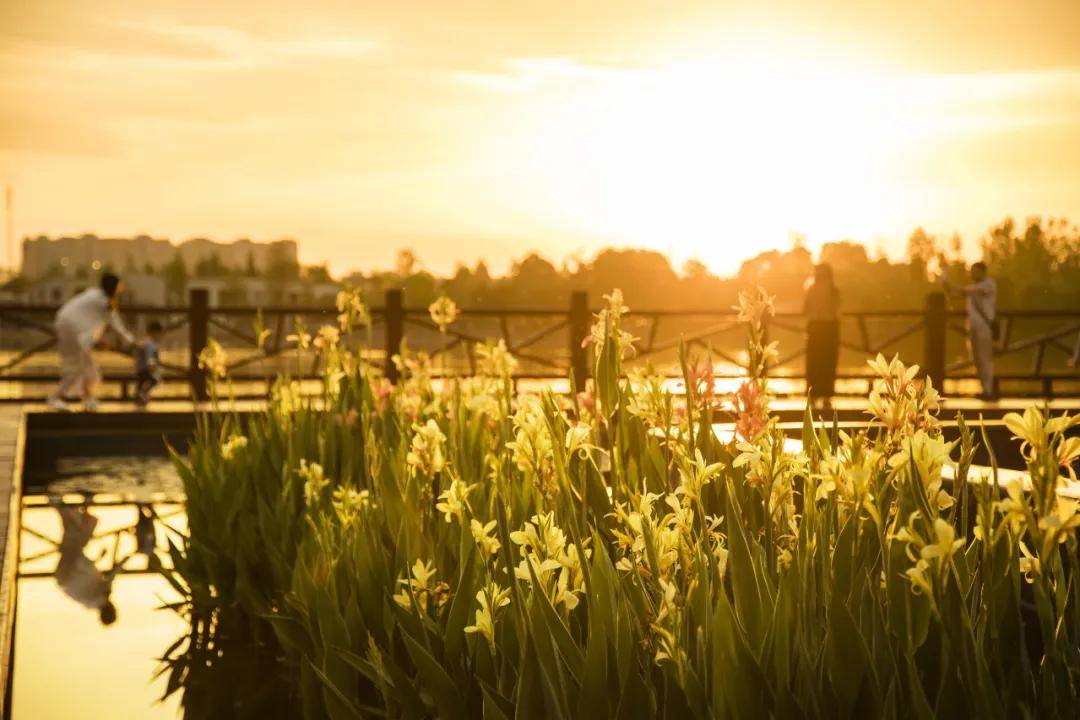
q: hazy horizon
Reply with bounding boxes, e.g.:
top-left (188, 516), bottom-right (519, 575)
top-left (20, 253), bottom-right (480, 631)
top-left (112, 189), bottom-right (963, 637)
top-left (3, 0), bottom-right (1080, 276)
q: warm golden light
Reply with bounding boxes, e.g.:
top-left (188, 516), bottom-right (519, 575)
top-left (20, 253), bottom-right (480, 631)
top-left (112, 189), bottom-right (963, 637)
top-left (512, 57), bottom-right (900, 272)
top-left (473, 47), bottom-right (1080, 273)
top-left (1, 3), bottom-right (1079, 273)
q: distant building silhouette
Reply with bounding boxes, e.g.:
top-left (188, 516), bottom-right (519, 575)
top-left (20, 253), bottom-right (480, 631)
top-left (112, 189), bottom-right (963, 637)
top-left (23, 273), bottom-right (166, 306)
top-left (13, 271), bottom-right (338, 309)
top-left (21, 234), bottom-right (298, 280)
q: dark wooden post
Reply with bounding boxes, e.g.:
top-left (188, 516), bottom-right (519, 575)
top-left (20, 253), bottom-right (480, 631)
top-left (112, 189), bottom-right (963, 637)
top-left (569, 291), bottom-right (590, 387)
top-left (923, 292), bottom-right (946, 390)
top-left (384, 288), bottom-right (404, 383)
top-left (189, 288), bottom-right (209, 402)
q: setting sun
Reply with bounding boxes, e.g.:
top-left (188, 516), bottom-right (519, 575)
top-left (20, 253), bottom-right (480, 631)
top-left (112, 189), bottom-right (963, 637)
top-left (498, 55), bottom-right (901, 271)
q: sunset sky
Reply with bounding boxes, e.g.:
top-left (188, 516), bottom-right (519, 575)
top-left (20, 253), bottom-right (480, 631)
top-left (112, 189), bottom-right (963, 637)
top-left (2, 0), bottom-right (1079, 275)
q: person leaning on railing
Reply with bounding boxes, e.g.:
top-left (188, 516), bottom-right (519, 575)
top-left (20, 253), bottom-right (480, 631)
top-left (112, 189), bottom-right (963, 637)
top-left (47, 272), bottom-right (137, 412)
top-left (803, 263), bottom-right (840, 402)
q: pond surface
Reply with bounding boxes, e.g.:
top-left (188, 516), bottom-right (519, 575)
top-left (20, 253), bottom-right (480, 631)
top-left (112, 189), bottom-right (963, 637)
top-left (14, 455), bottom-right (188, 720)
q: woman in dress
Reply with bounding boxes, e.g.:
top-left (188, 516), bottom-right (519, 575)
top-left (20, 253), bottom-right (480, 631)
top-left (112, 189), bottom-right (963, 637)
top-left (803, 263), bottom-right (840, 401)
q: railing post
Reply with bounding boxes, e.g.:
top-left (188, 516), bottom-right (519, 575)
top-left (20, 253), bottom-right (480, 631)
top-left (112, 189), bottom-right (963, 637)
top-left (384, 288), bottom-right (404, 383)
top-left (189, 288), bottom-right (209, 402)
top-left (569, 291), bottom-right (590, 387)
top-left (923, 292), bottom-right (946, 390)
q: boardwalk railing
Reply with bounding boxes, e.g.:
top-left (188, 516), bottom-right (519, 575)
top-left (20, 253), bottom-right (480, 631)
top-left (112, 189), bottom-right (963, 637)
top-left (0, 290), bottom-right (1077, 400)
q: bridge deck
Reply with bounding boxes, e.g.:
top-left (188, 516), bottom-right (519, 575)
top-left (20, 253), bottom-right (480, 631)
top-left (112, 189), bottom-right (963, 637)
top-left (10, 394), bottom-right (1080, 416)
top-left (0, 407), bottom-right (23, 714)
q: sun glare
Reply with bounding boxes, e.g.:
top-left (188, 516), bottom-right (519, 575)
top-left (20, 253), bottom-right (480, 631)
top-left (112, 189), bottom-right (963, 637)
top-left (507, 55), bottom-right (923, 272)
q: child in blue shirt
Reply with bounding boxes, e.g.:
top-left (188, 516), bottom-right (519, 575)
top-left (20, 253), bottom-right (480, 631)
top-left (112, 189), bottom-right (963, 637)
top-left (135, 321), bottom-right (163, 406)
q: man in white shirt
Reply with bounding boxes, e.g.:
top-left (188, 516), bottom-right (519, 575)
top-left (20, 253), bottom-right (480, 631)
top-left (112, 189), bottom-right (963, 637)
top-left (946, 262), bottom-right (997, 400)
top-left (47, 272), bottom-right (136, 411)
top-left (55, 506), bottom-right (118, 625)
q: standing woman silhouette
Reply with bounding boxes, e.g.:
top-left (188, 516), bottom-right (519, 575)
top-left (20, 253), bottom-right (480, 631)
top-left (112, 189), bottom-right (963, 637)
top-left (803, 263), bottom-right (840, 401)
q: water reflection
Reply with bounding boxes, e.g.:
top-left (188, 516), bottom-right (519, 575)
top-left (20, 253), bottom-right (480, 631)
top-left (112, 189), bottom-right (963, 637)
top-left (55, 506), bottom-right (117, 625)
top-left (16, 455), bottom-right (189, 719)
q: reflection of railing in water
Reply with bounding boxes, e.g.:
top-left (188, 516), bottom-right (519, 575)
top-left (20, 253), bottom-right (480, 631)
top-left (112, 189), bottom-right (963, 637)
top-left (18, 497), bottom-right (184, 579)
top-left (0, 290), bottom-right (1077, 400)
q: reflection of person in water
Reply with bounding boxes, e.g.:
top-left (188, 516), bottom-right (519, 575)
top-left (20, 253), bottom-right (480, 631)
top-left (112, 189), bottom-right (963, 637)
top-left (55, 506), bottom-right (117, 625)
top-left (135, 503), bottom-right (156, 557)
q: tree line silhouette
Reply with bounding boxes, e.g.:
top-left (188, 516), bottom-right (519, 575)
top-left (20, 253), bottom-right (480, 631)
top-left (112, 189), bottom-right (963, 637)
top-left (345, 216), bottom-right (1079, 312)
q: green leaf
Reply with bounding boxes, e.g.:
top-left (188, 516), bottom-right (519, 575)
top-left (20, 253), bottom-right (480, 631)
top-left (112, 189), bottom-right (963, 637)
top-left (401, 632), bottom-right (467, 720)
top-left (523, 556), bottom-right (585, 684)
top-left (577, 597), bottom-right (609, 719)
top-left (724, 487), bottom-right (767, 650)
top-left (443, 540), bottom-right (476, 665)
top-left (308, 657), bottom-right (364, 720)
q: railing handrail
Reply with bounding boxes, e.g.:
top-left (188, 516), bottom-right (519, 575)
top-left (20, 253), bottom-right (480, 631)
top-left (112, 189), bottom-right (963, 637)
top-left (1, 290), bottom-right (1078, 401)
top-left (1, 302), bottom-right (1077, 319)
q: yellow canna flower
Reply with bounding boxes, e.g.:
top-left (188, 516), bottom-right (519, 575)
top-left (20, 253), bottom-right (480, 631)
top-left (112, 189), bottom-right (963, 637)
top-left (919, 518), bottom-right (964, 562)
top-left (465, 584), bottom-right (511, 652)
top-left (313, 324), bottom-right (340, 350)
top-left (332, 486), bottom-right (371, 526)
top-left (1018, 541), bottom-right (1041, 583)
top-left (286, 316), bottom-right (312, 350)
top-left (406, 419), bottom-right (447, 476)
top-left (905, 559), bottom-right (933, 597)
top-left (197, 339), bottom-right (229, 379)
top-left (393, 559), bottom-right (449, 613)
top-left (476, 339), bottom-right (518, 378)
top-left (220, 434), bottom-right (247, 460)
top-left (1038, 497), bottom-right (1080, 540)
top-left (428, 295), bottom-right (459, 332)
top-left (1058, 436), bottom-right (1080, 480)
top-left (470, 519), bottom-right (501, 555)
top-left (564, 422), bottom-right (594, 458)
top-left (435, 476), bottom-right (474, 524)
top-left (298, 459), bottom-right (329, 507)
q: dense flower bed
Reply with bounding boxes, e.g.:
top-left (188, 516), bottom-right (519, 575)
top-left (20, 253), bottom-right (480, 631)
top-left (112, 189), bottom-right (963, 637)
top-left (163, 288), bottom-right (1080, 719)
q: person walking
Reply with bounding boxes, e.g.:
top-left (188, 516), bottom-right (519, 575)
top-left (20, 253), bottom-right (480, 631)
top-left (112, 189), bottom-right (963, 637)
top-left (803, 263), bottom-right (840, 401)
top-left (945, 262), bottom-right (997, 400)
top-left (47, 272), bottom-right (136, 412)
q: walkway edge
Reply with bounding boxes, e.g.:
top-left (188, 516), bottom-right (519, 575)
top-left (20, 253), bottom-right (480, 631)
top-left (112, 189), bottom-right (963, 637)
top-left (0, 410), bottom-right (25, 719)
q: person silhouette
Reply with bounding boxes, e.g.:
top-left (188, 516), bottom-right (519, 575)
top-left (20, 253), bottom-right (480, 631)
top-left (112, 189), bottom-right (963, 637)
top-left (55, 506), bottom-right (117, 625)
top-left (803, 263), bottom-right (840, 401)
top-left (943, 262), bottom-right (997, 400)
top-left (135, 503), bottom-right (156, 557)
top-left (48, 272), bottom-right (137, 412)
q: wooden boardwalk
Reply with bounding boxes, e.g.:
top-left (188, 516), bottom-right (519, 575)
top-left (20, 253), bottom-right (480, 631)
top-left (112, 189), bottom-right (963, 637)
top-left (0, 407), bottom-right (23, 716)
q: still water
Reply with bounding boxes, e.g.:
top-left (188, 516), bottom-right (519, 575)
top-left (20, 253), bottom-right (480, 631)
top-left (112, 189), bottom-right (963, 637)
top-left (14, 456), bottom-right (188, 720)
